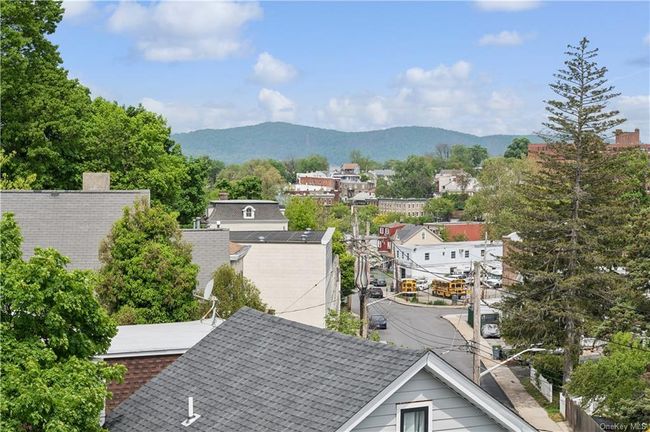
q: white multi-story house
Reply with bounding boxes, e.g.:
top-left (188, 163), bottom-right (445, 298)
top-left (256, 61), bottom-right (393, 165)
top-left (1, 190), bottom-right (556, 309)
top-left (434, 169), bottom-right (480, 195)
top-left (229, 228), bottom-right (339, 328)
top-left (394, 240), bottom-right (503, 281)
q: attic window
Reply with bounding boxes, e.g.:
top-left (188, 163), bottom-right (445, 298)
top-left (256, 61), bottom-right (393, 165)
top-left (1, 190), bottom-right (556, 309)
top-left (243, 206), bottom-right (256, 219)
top-left (397, 401), bottom-right (431, 432)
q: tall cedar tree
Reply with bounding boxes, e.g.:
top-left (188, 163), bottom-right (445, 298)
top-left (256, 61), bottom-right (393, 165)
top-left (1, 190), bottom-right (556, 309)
top-left (500, 38), bottom-right (633, 382)
top-left (97, 199), bottom-right (200, 324)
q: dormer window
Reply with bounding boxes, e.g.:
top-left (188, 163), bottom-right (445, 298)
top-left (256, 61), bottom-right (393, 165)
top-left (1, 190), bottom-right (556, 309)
top-left (243, 206), bottom-right (256, 219)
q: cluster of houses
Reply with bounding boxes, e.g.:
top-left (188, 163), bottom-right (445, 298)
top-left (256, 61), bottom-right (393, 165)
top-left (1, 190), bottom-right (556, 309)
top-left (285, 162), bottom-right (480, 211)
top-left (1, 172), bottom-right (541, 432)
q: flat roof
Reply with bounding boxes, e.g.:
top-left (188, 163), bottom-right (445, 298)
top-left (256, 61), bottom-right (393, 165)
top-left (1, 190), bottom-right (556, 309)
top-left (229, 230), bottom-right (327, 244)
top-left (101, 320), bottom-right (222, 358)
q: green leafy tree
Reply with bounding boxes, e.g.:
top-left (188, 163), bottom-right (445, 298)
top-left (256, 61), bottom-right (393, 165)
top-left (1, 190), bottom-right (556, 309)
top-left (0, 149), bottom-right (37, 190)
top-left (211, 264), bottom-right (266, 319)
top-left (97, 199), bottom-right (200, 324)
top-left (285, 196), bottom-right (321, 230)
top-left (218, 160), bottom-right (286, 199)
top-left (501, 38), bottom-right (634, 381)
top-left (0, 213), bottom-right (124, 431)
top-left (566, 333), bottom-right (650, 423)
top-left (230, 176), bottom-right (264, 199)
top-left (325, 309), bottom-right (361, 336)
top-left (387, 155), bottom-right (434, 198)
top-left (350, 150), bottom-right (379, 172)
top-left (504, 137), bottom-right (530, 159)
top-left (463, 157), bottom-right (533, 238)
top-left (294, 154), bottom-right (329, 174)
top-left (424, 197), bottom-right (455, 221)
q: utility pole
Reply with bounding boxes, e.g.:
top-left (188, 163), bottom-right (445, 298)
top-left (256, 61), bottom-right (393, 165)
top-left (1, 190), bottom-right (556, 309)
top-left (352, 208), bottom-right (369, 338)
top-left (472, 261), bottom-right (482, 385)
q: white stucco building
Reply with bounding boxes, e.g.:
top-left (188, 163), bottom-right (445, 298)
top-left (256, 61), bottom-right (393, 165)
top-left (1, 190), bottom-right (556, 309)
top-left (229, 228), bottom-right (339, 328)
top-left (434, 169), bottom-right (480, 195)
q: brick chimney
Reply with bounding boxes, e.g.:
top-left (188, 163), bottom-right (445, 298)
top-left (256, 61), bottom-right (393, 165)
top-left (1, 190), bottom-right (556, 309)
top-left (218, 192), bottom-right (229, 200)
top-left (615, 129), bottom-right (641, 146)
top-left (82, 172), bottom-right (110, 191)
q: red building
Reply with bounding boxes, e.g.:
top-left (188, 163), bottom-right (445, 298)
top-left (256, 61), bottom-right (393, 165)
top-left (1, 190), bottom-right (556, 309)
top-left (426, 222), bottom-right (486, 241)
top-left (378, 222), bottom-right (406, 252)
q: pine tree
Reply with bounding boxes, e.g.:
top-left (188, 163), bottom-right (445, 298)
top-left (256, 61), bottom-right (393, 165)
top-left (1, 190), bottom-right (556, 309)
top-left (500, 38), bottom-right (636, 382)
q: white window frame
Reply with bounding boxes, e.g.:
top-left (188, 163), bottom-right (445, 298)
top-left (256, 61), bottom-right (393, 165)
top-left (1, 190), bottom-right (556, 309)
top-left (395, 400), bottom-right (433, 432)
top-left (451, 251), bottom-right (456, 259)
top-left (424, 253), bottom-right (430, 261)
top-left (242, 205), bottom-right (256, 219)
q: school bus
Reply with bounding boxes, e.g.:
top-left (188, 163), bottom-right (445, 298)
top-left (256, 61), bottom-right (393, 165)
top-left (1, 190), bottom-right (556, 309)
top-left (431, 278), bottom-right (467, 298)
top-left (400, 278), bottom-right (418, 296)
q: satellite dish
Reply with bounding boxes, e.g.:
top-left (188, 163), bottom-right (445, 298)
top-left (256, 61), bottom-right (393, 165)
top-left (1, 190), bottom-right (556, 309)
top-left (203, 279), bottom-right (214, 301)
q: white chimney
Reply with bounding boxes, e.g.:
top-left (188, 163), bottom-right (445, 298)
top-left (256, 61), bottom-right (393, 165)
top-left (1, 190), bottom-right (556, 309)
top-left (82, 172), bottom-right (110, 191)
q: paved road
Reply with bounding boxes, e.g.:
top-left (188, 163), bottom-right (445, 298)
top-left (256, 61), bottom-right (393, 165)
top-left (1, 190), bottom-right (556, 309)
top-left (350, 290), bottom-right (512, 408)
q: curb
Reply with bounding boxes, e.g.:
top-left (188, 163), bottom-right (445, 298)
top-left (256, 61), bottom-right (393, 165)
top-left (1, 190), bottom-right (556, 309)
top-left (388, 296), bottom-right (468, 309)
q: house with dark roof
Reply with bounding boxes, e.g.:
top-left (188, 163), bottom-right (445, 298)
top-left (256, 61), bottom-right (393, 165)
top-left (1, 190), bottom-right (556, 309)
top-left (393, 224), bottom-right (443, 247)
top-left (229, 228), bottom-right (339, 328)
top-left (205, 198), bottom-right (288, 231)
top-left (105, 308), bottom-right (535, 432)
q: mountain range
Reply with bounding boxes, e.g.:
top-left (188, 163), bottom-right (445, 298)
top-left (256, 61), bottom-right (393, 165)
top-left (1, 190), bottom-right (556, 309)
top-left (171, 122), bottom-right (539, 164)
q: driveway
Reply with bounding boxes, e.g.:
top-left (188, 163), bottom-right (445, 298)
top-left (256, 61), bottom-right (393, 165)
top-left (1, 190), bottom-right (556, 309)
top-left (350, 290), bottom-right (512, 408)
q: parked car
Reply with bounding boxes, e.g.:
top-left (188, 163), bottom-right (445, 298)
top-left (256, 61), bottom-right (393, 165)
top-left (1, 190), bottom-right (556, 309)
top-left (369, 314), bottom-right (387, 330)
top-left (481, 323), bottom-right (501, 338)
top-left (375, 279), bottom-right (387, 287)
top-left (368, 287), bottom-right (384, 299)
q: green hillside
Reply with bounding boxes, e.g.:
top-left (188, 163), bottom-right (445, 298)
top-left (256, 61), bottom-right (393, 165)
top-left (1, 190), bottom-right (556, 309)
top-left (172, 122), bottom-right (539, 164)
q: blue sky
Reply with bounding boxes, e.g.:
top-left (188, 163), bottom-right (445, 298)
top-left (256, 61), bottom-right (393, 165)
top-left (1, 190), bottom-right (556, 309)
top-left (57, 1), bottom-right (650, 139)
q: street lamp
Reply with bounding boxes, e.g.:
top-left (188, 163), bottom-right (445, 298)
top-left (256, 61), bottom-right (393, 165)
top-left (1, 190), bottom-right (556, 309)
top-left (479, 347), bottom-right (546, 378)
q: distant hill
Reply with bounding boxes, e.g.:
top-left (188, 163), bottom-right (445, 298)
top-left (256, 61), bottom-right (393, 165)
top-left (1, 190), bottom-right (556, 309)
top-left (172, 122), bottom-right (539, 164)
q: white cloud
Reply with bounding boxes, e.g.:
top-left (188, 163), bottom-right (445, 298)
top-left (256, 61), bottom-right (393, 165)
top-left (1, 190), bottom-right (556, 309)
top-left (644, 33), bottom-right (650, 46)
top-left (479, 31), bottom-right (524, 46)
top-left (253, 52), bottom-right (297, 84)
top-left (62, 0), bottom-right (100, 22)
top-left (140, 97), bottom-right (262, 132)
top-left (616, 95), bottom-right (650, 142)
top-left (317, 61), bottom-right (538, 135)
top-left (258, 89), bottom-right (296, 122)
top-left (474, 0), bottom-right (541, 12)
top-left (107, 1), bottom-right (263, 61)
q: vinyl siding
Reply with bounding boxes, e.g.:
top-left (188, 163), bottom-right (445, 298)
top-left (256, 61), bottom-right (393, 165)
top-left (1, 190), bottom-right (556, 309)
top-left (352, 370), bottom-right (506, 432)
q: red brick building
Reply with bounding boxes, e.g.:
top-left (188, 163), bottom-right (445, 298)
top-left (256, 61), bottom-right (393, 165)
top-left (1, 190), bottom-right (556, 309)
top-left (100, 320), bottom-right (220, 413)
top-left (378, 222), bottom-right (406, 252)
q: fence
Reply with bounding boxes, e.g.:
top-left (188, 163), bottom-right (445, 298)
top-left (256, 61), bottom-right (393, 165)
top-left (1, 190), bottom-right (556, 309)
top-left (529, 366), bottom-right (553, 402)
top-left (564, 396), bottom-right (602, 432)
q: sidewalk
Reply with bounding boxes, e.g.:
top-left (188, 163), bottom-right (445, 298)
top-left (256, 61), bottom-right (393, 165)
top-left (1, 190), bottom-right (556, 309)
top-left (443, 314), bottom-right (571, 432)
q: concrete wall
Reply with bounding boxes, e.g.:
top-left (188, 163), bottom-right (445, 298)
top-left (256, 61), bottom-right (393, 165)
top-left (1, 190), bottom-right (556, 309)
top-left (181, 229), bottom-right (230, 291)
top-left (352, 370), bottom-right (506, 432)
top-left (238, 242), bottom-right (335, 327)
top-left (400, 229), bottom-right (443, 247)
top-left (0, 190), bottom-right (149, 270)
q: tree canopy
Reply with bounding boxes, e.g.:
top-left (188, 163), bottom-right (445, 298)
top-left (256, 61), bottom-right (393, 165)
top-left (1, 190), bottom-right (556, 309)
top-left (96, 199), bottom-right (200, 324)
top-left (284, 196), bottom-right (321, 230)
top-left (504, 137), bottom-right (530, 159)
top-left (1, 213), bottom-right (124, 432)
top-left (211, 264), bottom-right (266, 319)
top-left (423, 197), bottom-right (455, 221)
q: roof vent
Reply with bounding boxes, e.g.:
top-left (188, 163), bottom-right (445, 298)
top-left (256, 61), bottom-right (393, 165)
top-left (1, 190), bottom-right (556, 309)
top-left (181, 397), bottom-right (200, 426)
top-left (258, 236), bottom-right (265, 242)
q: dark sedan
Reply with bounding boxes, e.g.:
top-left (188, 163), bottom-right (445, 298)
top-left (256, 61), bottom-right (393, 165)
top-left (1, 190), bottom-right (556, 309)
top-left (369, 314), bottom-right (387, 330)
top-left (375, 279), bottom-right (387, 287)
top-left (368, 287), bottom-right (384, 299)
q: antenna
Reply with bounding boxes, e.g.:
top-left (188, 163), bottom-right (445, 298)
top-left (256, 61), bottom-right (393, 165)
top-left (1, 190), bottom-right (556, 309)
top-left (193, 279), bottom-right (220, 326)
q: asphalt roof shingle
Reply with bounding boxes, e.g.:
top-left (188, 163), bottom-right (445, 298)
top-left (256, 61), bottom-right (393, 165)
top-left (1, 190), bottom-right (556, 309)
top-left (206, 200), bottom-right (287, 223)
top-left (105, 308), bottom-right (424, 432)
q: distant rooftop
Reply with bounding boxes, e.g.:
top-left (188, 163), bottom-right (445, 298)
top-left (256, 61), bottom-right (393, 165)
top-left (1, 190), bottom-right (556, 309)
top-left (230, 229), bottom-right (332, 244)
top-left (102, 320), bottom-right (221, 358)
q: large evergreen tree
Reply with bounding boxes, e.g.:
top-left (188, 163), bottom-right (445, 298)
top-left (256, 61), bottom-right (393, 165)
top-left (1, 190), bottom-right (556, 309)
top-left (500, 38), bottom-right (639, 381)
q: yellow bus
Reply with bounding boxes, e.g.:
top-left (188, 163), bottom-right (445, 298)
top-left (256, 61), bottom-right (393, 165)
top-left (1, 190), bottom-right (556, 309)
top-left (400, 278), bottom-right (417, 296)
top-left (431, 278), bottom-right (467, 298)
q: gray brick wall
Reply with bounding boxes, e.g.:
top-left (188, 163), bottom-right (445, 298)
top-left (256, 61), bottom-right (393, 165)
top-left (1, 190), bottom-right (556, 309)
top-left (181, 229), bottom-right (230, 292)
top-left (0, 190), bottom-right (149, 270)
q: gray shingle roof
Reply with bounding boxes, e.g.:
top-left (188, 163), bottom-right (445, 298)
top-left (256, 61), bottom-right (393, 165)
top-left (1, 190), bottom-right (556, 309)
top-left (105, 308), bottom-right (424, 432)
top-left (229, 230), bottom-right (326, 244)
top-left (206, 200), bottom-right (287, 223)
top-left (0, 190), bottom-right (149, 270)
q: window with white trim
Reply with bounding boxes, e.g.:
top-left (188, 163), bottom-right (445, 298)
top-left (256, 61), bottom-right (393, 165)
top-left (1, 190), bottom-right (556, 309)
top-left (451, 251), bottom-right (456, 259)
top-left (396, 401), bottom-right (432, 432)
top-left (242, 206), bottom-right (255, 219)
top-left (465, 250), bottom-right (469, 258)
top-left (424, 253), bottom-right (430, 261)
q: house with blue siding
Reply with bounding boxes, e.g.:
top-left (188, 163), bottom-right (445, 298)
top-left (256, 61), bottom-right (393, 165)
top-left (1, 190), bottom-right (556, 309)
top-left (105, 308), bottom-right (534, 432)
